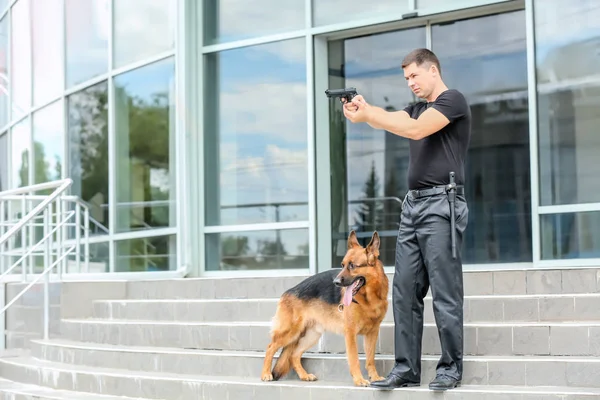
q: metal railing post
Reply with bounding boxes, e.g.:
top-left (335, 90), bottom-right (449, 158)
top-left (43, 207), bottom-right (50, 340)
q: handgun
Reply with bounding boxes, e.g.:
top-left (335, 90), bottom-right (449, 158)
top-left (325, 87), bottom-right (358, 104)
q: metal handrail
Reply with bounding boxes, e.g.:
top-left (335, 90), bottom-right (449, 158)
top-left (0, 179), bottom-right (73, 247)
top-left (0, 210), bottom-right (75, 280)
top-left (0, 178), bottom-right (86, 345)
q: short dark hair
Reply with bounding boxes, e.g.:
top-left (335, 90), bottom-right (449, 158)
top-left (401, 48), bottom-right (441, 75)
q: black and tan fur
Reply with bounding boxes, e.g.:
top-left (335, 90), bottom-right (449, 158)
top-left (260, 231), bottom-right (389, 387)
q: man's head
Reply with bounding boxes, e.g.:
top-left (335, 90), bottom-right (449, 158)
top-left (402, 48), bottom-right (443, 100)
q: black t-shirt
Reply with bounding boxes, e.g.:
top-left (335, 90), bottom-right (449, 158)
top-left (402, 89), bottom-right (471, 190)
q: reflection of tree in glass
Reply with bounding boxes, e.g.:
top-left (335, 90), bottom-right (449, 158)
top-left (17, 148), bottom-right (29, 187)
top-left (220, 234), bottom-right (308, 270)
top-left (354, 160), bottom-right (383, 233)
top-left (68, 83), bottom-right (109, 230)
top-left (122, 91), bottom-right (171, 228)
top-left (32, 141), bottom-right (63, 191)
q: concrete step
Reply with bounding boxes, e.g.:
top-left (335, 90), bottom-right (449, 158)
top-left (92, 293), bottom-right (600, 324)
top-left (1, 356), bottom-right (600, 400)
top-left (123, 267), bottom-right (600, 299)
top-left (0, 377), bottom-right (146, 400)
top-left (60, 318), bottom-right (600, 357)
top-left (30, 339), bottom-right (600, 388)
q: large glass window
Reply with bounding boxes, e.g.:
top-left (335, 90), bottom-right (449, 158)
top-left (114, 58), bottom-right (176, 233)
top-left (65, 0), bottom-right (109, 88)
top-left (203, 39), bottom-right (308, 227)
top-left (11, 0), bottom-right (31, 119)
top-left (327, 27), bottom-right (427, 267)
top-left (203, 0), bottom-right (304, 45)
top-left (67, 82), bottom-right (109, 235)
top-left (535, 0), bottom-right (600, 206)
top-left (33, 101), bottom-right (64, 184)
top-left (432, 10), bottom-right (530, 263)
top-left (11, 117), bottom-right (30, 188)
top-left (326, 10), bottom-right (530, 267)
top-left (0, 16), bottom-right (8, 128)
top-left (313, 0), bottom-right (407, 27)
top-left (32, 0), bottom-right (63, 106)
top-left (113, 0), bottom-right (175, 68)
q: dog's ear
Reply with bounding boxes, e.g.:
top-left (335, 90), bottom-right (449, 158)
top-left (366, 231), bottom-right (380, 265)
top-left (347, 230), bottom-right (360, 249)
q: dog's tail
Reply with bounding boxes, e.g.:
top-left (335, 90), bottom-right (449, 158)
top-left (271, 341), bottom-right (297, 381)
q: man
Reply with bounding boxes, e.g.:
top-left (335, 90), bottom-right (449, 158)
top-left (342, 48), bottom-right (471, 391)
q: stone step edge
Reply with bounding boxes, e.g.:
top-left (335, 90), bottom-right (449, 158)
top-left (61, 318), bottom-right (600, 328)
top-left (31, 339), bottom-right (600, 363)
top-left (91, 292), bottom-right (600, 303)
top-left (0, 377), bottom-right (147, 400)
top-left (2, 356), bottom-right (600, 397)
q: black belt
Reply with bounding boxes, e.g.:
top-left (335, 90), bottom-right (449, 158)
top-left (409, 185), bottom-right (464, 199)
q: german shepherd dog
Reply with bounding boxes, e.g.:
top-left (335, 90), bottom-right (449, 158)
top-left (260, 231), bottom-right (389, 387)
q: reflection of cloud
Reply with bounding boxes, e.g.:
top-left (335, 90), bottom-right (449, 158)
top-left (344, 27), bottom-right (426, 77)
top-left (65, 0), bottom-right (109, 87)
top-left (433, 11), bottom-right (526, 61)
top-left (207, 0), bottom-right (304, 43)
top-left (219, 144), bottom-right (309, 225)
top-left (220, 145), bottom-right (308, 201)
top-left (313, 0), bottom-right (405, 26)
top-left (220, 82), bottom-right (307, 142)
top-left (534, 0), bottom-right (600, 60)
top-left (113, 0), bottom-right (175, 68)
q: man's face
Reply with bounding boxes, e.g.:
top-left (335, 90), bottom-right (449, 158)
top-left (403, 62), bottom-right (435, 99)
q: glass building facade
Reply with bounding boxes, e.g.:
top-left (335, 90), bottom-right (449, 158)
top-left (0, 0), bottom-right (599, 277)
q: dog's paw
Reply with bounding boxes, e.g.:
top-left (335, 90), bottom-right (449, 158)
top-left (353, 377), bottom-right (370, 387)
top-left (369, 374), bottom-right (385, 382)
top-left (301, 374), bottom-right (318, 382)
top-left (261, 373), bottom-right (274, 382)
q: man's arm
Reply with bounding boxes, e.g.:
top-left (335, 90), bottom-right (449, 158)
top-left (364, 107), bottom-right (451, 140)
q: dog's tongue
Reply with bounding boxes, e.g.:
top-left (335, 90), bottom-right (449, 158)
top-left (343, 280), bottom-right (359, 307)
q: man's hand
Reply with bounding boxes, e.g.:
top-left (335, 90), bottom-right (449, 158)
top-left (342, 95), bottom-right (371, 123)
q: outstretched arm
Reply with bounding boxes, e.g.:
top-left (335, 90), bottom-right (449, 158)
top-left (343, 95), bottom-right (451, 140)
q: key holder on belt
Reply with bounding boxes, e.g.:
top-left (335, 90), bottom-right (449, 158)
top-left (446, 172), bottom-right (457, 259)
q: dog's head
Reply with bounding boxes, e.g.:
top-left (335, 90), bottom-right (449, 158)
top-left (333, 230), bottom-right (381, 306)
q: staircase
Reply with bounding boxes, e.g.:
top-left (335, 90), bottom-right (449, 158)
top-left (1, 267), bottom-right (600, 399)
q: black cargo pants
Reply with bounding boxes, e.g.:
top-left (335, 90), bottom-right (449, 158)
top-left (391, 186), bottom-right (469, 382)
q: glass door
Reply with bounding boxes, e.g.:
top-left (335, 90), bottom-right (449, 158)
top-left (324, 9), bottom-right (531, 269)
top-left (326, 27), bottom-right (427, 268)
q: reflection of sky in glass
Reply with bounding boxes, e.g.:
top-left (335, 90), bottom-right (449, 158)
top-left (113, 0), bottom-right (175, 68)
top-left (65, 0), bottom-right (108, 87)
top-left (313, 0), bottom-right (406, 27)
top-left (32, 0), bottom-right (63, 106)
top-left (11, 0), bottom-right (31, 118)
top-left (11, 117), bottom-right (30, 188)
top-left (212, 39), bottom-right (308, 227)
top-left (534, 0), bottom-right (600, 84)
top-left (534, 1), bottom-right (600, 62)
top-left (33, 101), bottom-right (64, 183)
top-left (204, 0), bottom-right (304, 44)
top-left (433, 11), bottom-right (527, 99)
